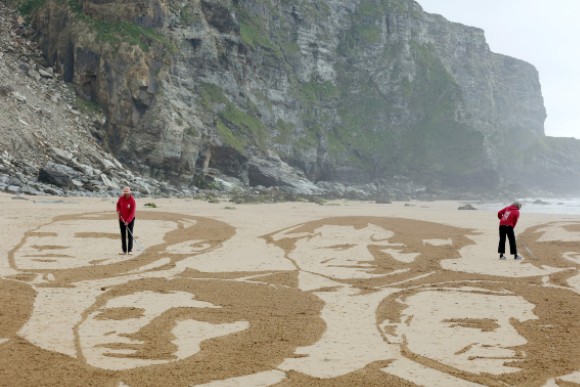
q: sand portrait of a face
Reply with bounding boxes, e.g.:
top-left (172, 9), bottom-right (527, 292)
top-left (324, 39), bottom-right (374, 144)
top-left (77, 287), bottom-right (249, 370)
top-left (264, 216), bottom-right (474, 286)
top-left (386, 289), bottom-right (536, 374)
top-left (7, 211), bottom-right (235, 284)
top-left (519, 221), bottom-right (580, 291)
top-left (377, 281), bottom-right (580, 386)
top-left (0, 276), bottom-right (324, 386)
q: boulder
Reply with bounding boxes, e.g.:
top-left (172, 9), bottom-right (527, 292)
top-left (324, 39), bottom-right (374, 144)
top-left (38, 162), bottom-right (80, 189)
top-left (247, 156), bottom-right (323, 196)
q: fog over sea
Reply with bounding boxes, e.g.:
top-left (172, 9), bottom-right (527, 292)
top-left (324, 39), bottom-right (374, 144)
top-left (477, 198), bottom-right (580, 216)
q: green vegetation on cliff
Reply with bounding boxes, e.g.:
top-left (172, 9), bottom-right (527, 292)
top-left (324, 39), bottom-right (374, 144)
top-left (333, 0), bottom-right (490, 186)
top-left (348, 1), bottom-right (384, 45)
top-left (199, 83), bottom-right (268, 153)
top-left (403, 43), bottom-right (488, 182)
top-left (273, 119), bottom-right (296, 146)
top-left (18, 0), bottom-right (175, 52)
top-left (11, 0), bottom-right (558, 194)
top-left (236, 5), bottom-right (281, 57)
top-left (17, 0), bottom-right (45, 15)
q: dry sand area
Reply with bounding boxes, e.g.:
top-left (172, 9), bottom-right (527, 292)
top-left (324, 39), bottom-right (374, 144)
top-left (0, 192), bottom-right (579, 386)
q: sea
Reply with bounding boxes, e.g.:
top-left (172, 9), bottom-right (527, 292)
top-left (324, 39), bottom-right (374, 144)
top-left (475, 198), bottom-right (580, 216)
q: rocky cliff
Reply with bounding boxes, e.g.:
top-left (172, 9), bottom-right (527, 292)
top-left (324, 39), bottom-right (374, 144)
top-left (6, 0), bottom-right (580, 197)
top-left (0, 1), bottom-right (182, 197)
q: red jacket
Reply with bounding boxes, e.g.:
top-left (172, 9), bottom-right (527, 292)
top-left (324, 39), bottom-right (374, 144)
top-left (116, 194), bottom-right (136, 223)
top-left (498, 205), bottom-right (520, 228)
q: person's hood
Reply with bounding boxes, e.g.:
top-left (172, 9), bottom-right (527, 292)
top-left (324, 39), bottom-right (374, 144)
top-left (506, 204), bottom-right (520, 211)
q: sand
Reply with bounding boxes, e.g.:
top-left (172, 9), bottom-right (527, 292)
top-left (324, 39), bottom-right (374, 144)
top-left (0, 192), bottom-right (579, 386)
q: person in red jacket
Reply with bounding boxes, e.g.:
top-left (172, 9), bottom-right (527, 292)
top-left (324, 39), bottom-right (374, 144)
top-left (116, 186), bottom-right (136, 255)
top-left (497, 202), bottom-right (522, 260)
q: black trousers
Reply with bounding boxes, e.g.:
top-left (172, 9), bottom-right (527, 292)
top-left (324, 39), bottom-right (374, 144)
top-left (498, 225), bottom-right (517, 255)
top-left (119, 218), bottom-right (135, 253)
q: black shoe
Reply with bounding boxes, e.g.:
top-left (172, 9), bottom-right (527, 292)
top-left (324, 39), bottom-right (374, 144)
top-left (499, 254), bottom-right (506, 260)
top-left (514, 255), bottom-right (522, 260)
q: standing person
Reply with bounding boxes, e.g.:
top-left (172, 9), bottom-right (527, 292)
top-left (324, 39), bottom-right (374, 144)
top-left (498, 201), bottom-right (522, 260)
top-left (116, 186), bottom-right (136, 255)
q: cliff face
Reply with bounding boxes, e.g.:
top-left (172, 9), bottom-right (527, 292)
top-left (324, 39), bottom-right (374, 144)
top-left (16, 0), bottom-right (580, 195)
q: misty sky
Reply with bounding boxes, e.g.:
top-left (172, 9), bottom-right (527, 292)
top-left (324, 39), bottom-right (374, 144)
top-left (416, 0), bottom-right (580, 139)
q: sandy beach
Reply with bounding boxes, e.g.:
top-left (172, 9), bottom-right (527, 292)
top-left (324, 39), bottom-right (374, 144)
top-left (0, 192), bottom-right (579, 386)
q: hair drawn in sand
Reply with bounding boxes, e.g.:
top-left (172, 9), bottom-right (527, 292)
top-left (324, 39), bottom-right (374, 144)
top-left (0, 280), bottom-right (35, 341)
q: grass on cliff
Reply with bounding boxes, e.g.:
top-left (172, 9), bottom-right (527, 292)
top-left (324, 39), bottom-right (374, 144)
top-left (17, 0), bottom-right (45, 15)
top-left (273, 119), bottom-right (296, 146)
top-left (236, 6), bottom-right (281, 57)
top-left (69, 0), bottom-right (175, 53)
top-left (240, 20), bottom-right (280, 57)
top-left (199, 83), bottom-right (268, 153)
top-left (400, 43), bottom-right (489, 181)
top-left (18, 0), bottom-right (176, 53)
top-left (331, 34), bottom-right (489, 181)
top-left (74, 96), bottom-right (102, 115)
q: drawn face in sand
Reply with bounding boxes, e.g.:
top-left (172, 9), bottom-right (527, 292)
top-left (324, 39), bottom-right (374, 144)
top-left (54, 277), bottom-right (322, 385)
top-left (77, 285), bottom-right (249, 370)
top-left (378, 282), bottom-right (580, 385)
top-left (385, 289), bottom-right (535, 374)
top-left (278, 224), bottom-right (393, 280)
top-left (265, 216), bottom-right (472, 284)
top-left (519, 221), bottom-right (580, 291)
top-left (8, 212), bottom-right (235, 283)
top-left (0, 276), bottom-right (324, 386)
